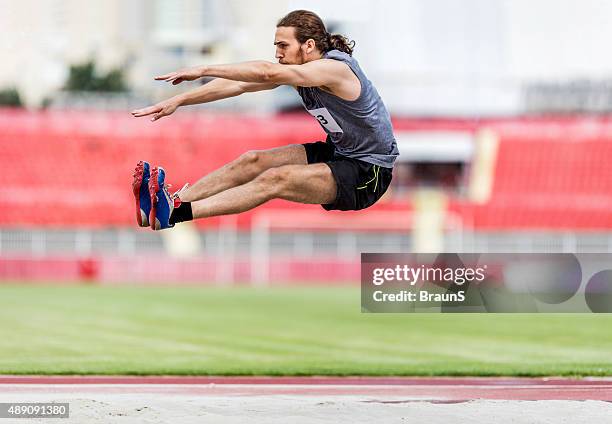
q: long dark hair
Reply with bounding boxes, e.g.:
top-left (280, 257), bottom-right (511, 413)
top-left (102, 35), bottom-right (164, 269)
top-left (277, 10), bottom-right (356, 56)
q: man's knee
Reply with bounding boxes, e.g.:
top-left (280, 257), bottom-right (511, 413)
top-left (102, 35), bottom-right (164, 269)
top-left (237, 149), bottom-right (279, 173)
top-left (237, 150), bottom-right (260, 168)
top-left (254, 166), bottom-right (291, 197)
top-left (230, 151), bottom-right (268, 181)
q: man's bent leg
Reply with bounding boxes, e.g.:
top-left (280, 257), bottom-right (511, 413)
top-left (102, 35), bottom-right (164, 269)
top-left (190, 163), bottom-right (336, 219)
top-left (178, 144), bottom-right (308, 202)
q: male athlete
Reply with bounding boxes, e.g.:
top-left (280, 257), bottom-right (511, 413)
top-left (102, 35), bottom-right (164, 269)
top-left (131, 10), bottom-right (399, 230)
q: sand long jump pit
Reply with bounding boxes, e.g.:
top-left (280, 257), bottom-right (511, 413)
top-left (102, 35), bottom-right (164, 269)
top-left (1, 376), bottom-right (611, 423)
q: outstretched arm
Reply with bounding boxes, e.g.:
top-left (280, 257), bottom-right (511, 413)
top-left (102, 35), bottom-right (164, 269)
top-left (157, 59), bottom-right (349, 88)
top-left (177, 78), bottom-right (278, 105)
top-left (131, 78), bottom-right (278, 121)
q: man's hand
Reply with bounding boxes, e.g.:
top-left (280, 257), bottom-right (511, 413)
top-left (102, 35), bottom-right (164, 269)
top-left (154, 66), bottom-right (205, 85)
top-left (131, 98), bottom-right (181, 122)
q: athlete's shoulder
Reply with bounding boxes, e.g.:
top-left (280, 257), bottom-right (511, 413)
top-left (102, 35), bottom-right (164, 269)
top-left (324, 49), bottom-right (353, 62)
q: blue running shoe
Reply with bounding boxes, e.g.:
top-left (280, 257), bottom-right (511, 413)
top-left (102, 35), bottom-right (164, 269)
top-left (132, 161), bottom-right (151, 227)
top-left (148, 166), bottom-right (175, 230)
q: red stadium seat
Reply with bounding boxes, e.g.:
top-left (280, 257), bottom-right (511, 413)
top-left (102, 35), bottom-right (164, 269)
top-left (449, 117), bottom-right (612, 230)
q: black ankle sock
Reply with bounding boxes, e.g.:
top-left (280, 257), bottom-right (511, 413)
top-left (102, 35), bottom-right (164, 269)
top-left (169, 201), bottom-right (193, 225)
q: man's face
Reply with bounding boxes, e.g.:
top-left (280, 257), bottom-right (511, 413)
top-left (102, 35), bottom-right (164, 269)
top-left (274, 26), bottom-right (306, 65)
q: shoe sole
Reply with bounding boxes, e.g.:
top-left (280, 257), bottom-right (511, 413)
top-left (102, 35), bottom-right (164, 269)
top-left (132, 161), bottom-right (149, 227)
top-left (149, 166), bottom-right (161, 230)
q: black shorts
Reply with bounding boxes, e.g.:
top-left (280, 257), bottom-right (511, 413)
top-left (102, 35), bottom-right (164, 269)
top-left (303, 141), bottom-right (393, 211)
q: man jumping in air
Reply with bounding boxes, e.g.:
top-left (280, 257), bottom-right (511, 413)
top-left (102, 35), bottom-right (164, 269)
top-left (131, 10), bottom-right (399, 230)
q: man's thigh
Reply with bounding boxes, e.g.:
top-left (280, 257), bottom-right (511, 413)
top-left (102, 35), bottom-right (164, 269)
top-left (252, 144), bottom-right (308, 169)
top-left (272, 163), bottom-right (337, 205)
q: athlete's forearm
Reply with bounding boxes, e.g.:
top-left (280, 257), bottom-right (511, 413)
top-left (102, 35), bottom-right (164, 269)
top-left (132, 77), bottom-right (251, 121)
top-left (200, 61), bottom-right (276, 83)
top-left (176, 78), bottom-right (245, 106)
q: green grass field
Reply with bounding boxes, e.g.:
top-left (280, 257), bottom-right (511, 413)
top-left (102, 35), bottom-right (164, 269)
top-left (0, 283), bottom-right (611, 376)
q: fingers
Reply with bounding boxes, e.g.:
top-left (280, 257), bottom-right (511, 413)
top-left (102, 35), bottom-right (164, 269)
top-left (131, 109), bottom-right (148, 117)
top-left (131, 105), bottom-right (161, 117)
top-left (151, 106), bottom-right (175, 122)
top-left (151, 111), bottom-right (168, 122)
top-left (154, 73), bottom-right (184, 84)
top-left (154, 72), bottom-right (176, 80)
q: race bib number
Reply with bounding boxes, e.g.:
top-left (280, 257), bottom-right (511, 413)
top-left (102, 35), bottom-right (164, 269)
top-left (307, 107), bottom-right (344, 133)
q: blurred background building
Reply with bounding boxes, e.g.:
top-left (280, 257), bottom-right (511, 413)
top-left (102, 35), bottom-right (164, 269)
top-left (1, 0), bottom-right (612, 284)
top-left (2, 0), bottom-right (612, 114)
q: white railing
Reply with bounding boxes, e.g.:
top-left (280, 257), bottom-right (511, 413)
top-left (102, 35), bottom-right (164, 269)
top-left (249, 209), bottom-right (464, 285)
top-left (2, 228), bottom-right (612, 261)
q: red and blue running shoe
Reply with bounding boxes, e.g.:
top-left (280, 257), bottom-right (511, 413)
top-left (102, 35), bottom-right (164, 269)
top-left (148, 166), bottom-right (175, 230)
top-left (132, 161), bottom-right (151, 227)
